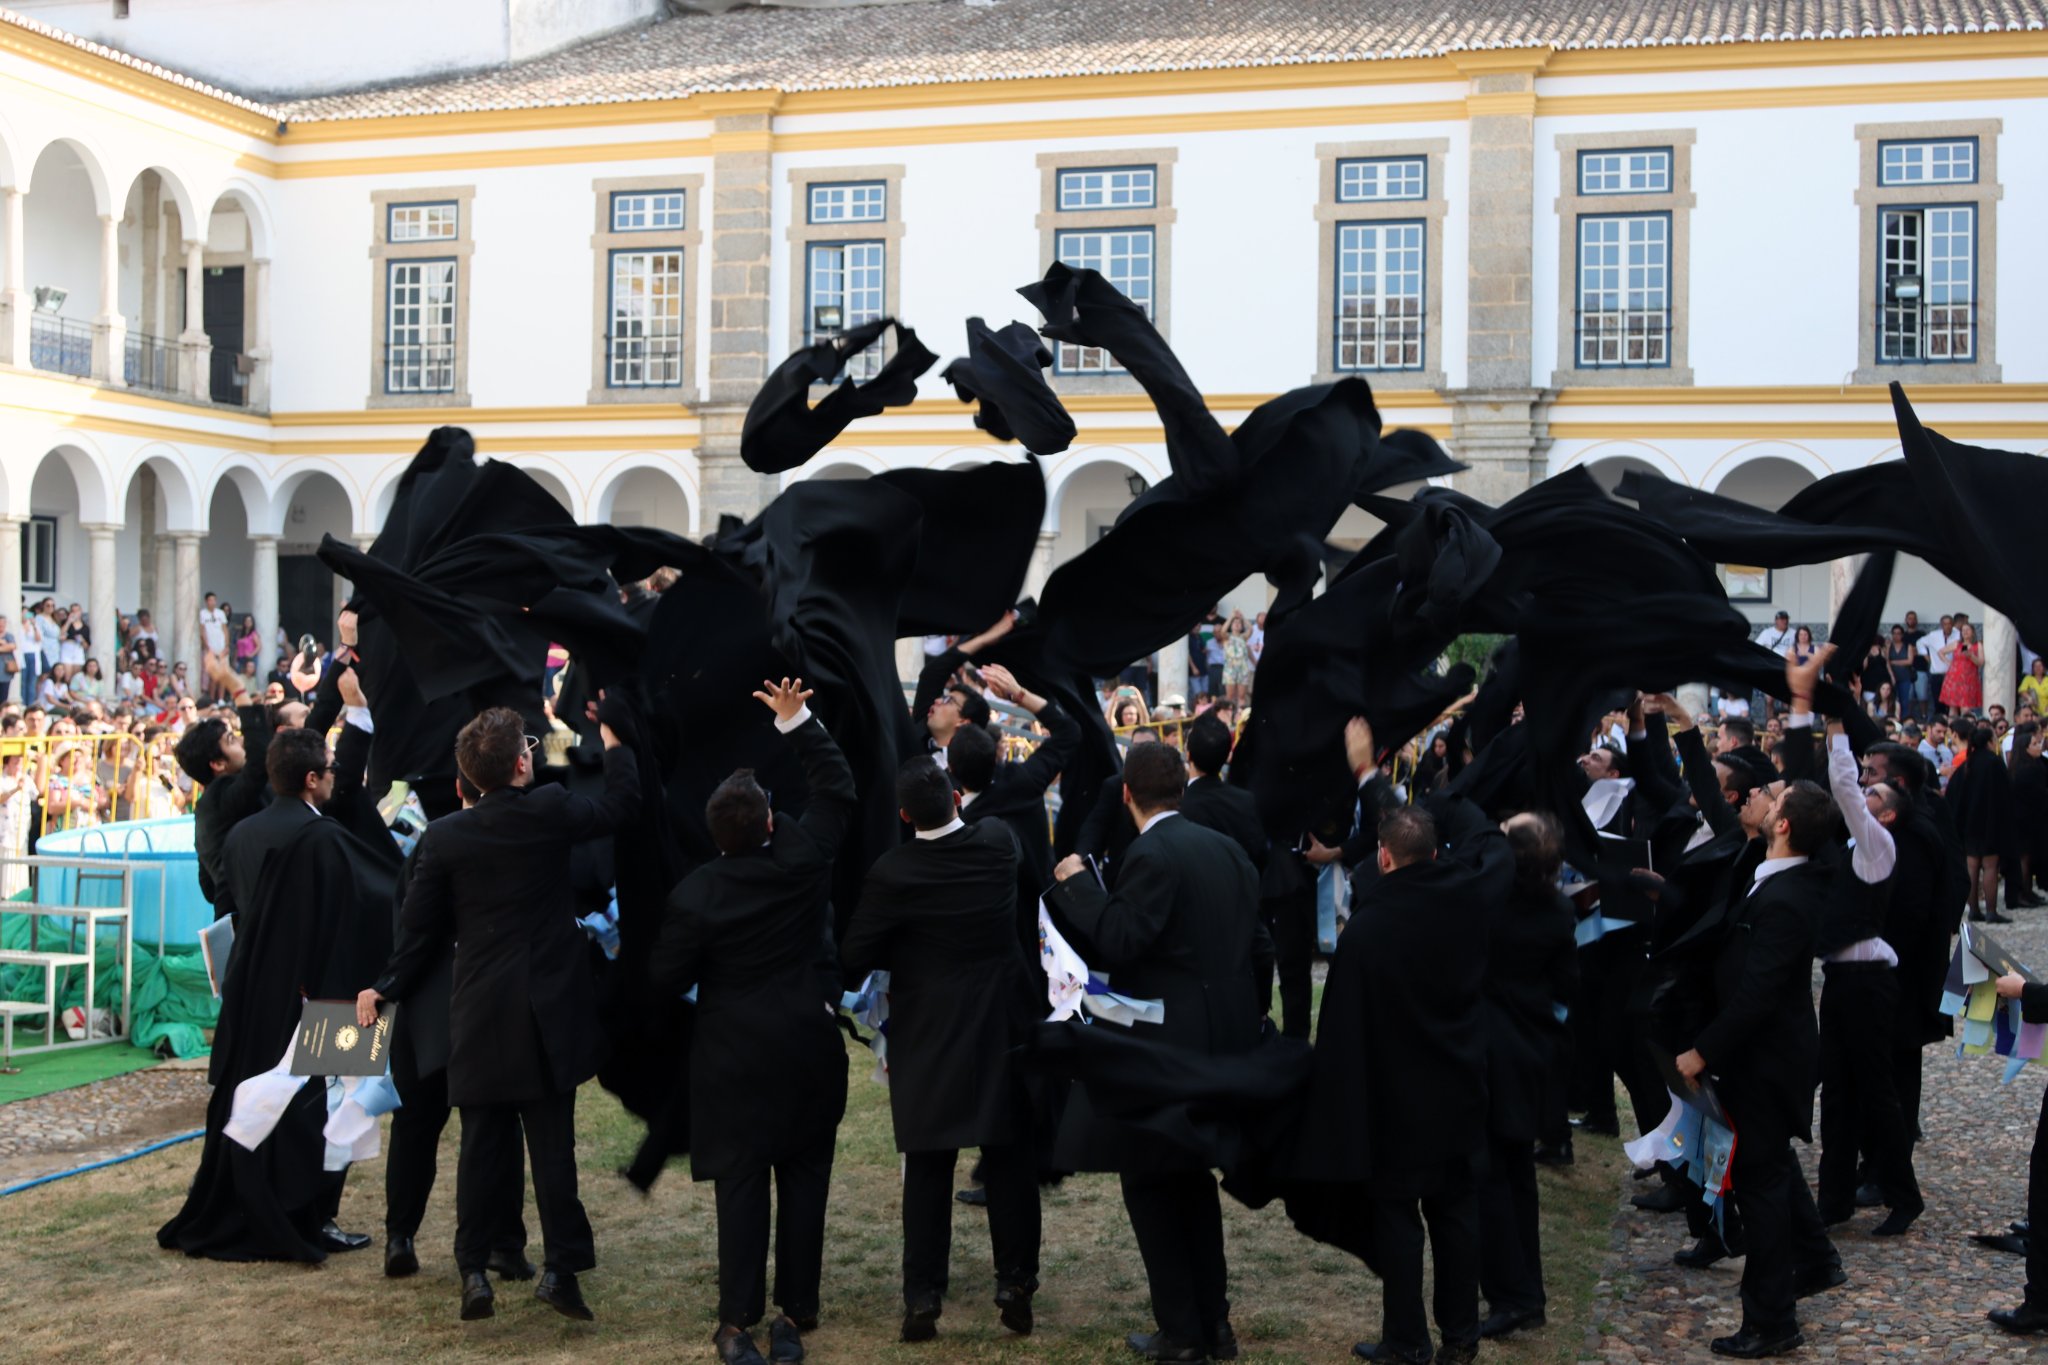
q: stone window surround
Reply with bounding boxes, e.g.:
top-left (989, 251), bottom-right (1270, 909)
top-left (589, 172), bottom-right (704, 405)
top-left (1035, 147), bottom-right (1177, 396)
top-left (1550, 129), bottom-right (1696, 389)
top-left (368, 185), bottom-right (474, 408)
top-left (1314, 137), bottom-right (1449, 389)
top-left (784, 163), bottom-right (906, 381)
top-left (1853, 118), bottom-right (2002, 385)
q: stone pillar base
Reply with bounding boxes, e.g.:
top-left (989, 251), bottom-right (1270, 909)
top-left (1445, 388), bottom-right (1551, 507)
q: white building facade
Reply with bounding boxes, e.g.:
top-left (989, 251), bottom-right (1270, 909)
top-left (0, 2), bottom-right (2042, 695)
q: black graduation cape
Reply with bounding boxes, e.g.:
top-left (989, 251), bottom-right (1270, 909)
top-left (741, 319), bottom-right (936, 474)
top-left (939, 317), bottom-right (1075, 453)
top-left (157, 817), bottom-right (396, 1262)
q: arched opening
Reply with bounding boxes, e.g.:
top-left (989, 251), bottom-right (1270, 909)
top-left (807, 463), bottom-right (871, 482)
top-left (275, 472), bottom-right (355, 651)
top-left (1049, 457), bottom-right (1150, 572)
top-left (199, 478), bottom-right (257, 678)
top-left (118, 455), bottom-right (199, 649)
top-left (114, 167), bottom-right (201, 396)
top-left (595, 465), bottom-right (693, 533)
top-left (519, 468), bottom-right (577, 520)
top-left (24, 142), bottom-right (110, 378)
top-left (27, 449), bottom-right (87, 611)
top-left (197, 191), bottom-right (264, 407)
top-left (1581, 453), bottom-right (1668, 500)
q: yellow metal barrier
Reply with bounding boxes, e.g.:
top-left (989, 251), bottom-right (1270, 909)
top-left (0, 733), bottom-right (180, 841)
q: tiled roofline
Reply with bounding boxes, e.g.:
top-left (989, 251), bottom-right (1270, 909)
top-left (0, 4), bottom-right (283, 119)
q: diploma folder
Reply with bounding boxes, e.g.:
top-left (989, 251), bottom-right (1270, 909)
top-left (290, 999), bottom-right (397, 1077)
top-left (198, 914), bottom-right (234, 999)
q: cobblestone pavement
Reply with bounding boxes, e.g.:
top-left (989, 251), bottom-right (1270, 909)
top-left (0, 1062), bottom-right (208, 1186)
top-left (1584, 907), bottom-right (2048, 1363)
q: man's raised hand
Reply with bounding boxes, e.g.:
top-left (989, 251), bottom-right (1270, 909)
top-left (753, 677), bottom-right (814, 724)
top-left (1785, 641), bottom-right (1835, 706)
top-left (1344, 716), bottom-right (1376, 776)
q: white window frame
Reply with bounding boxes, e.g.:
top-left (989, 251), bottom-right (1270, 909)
top-left (384, 258), bottom-right (459, 394)
top-left (1056, 166), bottom-right (1157, 212)
top-left (388, 201), bottom-right (458, 242)
top-left (1576, 213), bottom-right (1671, 369)
top-left (1052, 226), bottom-right (1155, 374)
top-left (607, 248), bottom-right (685, 388)
top-left (1333, 219), bottom-right (1426, 373)
top-left (611, 190), bottom-right (686, 232)
top-left (1578, 148), bottom-right (1672, 196)
top-left (1878, 139), bottom-right (1977, 187)
top-left (807, 239), bottom-right (887, 381)
top-left (807, 182), bottom-right (887, 224)
top-left (1878, 204), bottom-right (1977, 364)
top-left (1336, 157), bottom-right (1427, 204)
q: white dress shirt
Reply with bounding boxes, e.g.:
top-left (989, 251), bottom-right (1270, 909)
top-left (1140, 809), bottom-right (1179, 836)
top-left (915, 816), bottom-right (966, 842)
top-left (1755, 624), bottom-right (1795, 658)
top-left (1920, 628), bottom-right (1958, 676)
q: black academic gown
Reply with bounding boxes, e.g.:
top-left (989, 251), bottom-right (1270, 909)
top-left (1040, 813), bottom-right (1269, 1173)
top-left (157, 798), bottom-right (395, 1262)
top-left (1949, 747), bottom-right (2013, 859)
top-left (1179, 774), bottom-right (1267, 871)
top-left (1485, 884), bottom-right (1579, 1146)
top-left (1694, 862), bottom-right (1828, 1144)
top-left (841, 820), bottom-right (1038, 1153)
top-left (961, 701), bottom-right (1081, 959)
top-left (649, 716), bottom-right (855, 1182)
top-left (193, 700), bottom-right (277, 915)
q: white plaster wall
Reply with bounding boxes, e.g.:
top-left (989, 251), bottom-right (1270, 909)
top-left (198, 480), bottom-right (254, 610)
top-left (24, 144), bottom-right (105, 320)
top-left (28, 456), bottom-right (85, 604)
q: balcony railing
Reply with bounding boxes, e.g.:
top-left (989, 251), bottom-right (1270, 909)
top-left (123, 332), bottom-right (180, 394)
top-left (209, 347), bottom-right (252, 406)
top-left (29, 316), bottom-right (92, 378)
top-left (605, 333), bottom-right (684, 388)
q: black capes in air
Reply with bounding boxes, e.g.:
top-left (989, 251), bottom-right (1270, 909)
top-left (742, 319), bottom-right (937, 474)
top-left (940, 317), bottom-right (1075, 453)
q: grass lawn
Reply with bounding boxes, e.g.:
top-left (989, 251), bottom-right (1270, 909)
top-left (0, 1008), bottom-right (1625, 1364)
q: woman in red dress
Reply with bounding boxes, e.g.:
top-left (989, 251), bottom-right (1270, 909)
top-left (1941, 620), bottom-right (1985, 712)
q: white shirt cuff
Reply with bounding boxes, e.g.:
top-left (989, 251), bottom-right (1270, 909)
top-left (774, 704), bottom-right (813, 735)
top-left (1785, 711), bottom-right (1816, 730)
top-left (344, 705), bottom-right (374, 734)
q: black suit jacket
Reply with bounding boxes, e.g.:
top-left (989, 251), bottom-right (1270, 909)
top-left (650, 716), bottom-right (855, 1181)
top-left (1043, 813), bottom-right (1268, 1172)
top-left (842, 820), bottom-right (1036, 1152)
top-left (1178, 774), bottom-right (1267, 872)
top-left (375, 745), bottom-right (639, 1107)
top-left (1693, 859), bottom-right (1827, 1142)
top-left (962, 701), bottom-right (1081, 949)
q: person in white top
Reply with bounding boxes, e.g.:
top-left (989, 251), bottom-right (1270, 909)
top-left (1919, 614), bottom-right (1959, 693)
top-left (199, 591), bottom-right (229, 655)
top-left (1754, 611), bottom-right (1796, 659)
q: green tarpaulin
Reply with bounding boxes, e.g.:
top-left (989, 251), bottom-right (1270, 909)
top-left (1, 905), bottom-right (216, 1060)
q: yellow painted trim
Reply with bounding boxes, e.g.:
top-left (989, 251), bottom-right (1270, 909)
top-left (1449, 49), bottom-right (1555, 77)
top-left (1550, 421), bottom-right (2048, 441)
top-left (707, 129), bottom-right (775, 154)
top-left (1467, 91), bottom-right (1539, 118)
top-left (1537, 76), bottom-right (2048, 117)
top-left (1553, 384), bottom-right (2048, 406)
top-left (0, 21), bottom-right (277, 138)
top-left (258, 137), bottom-right (715, 180)
top-left (96, 386), bottom-right (271, 426)
top-left (1544, 31), bottom-right (2048, 77)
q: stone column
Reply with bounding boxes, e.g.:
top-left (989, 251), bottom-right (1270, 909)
top-left (152, 534), bottom-right (176, 649)
top-left (1827, 555), bottom-right (1867, 624)
top-left (697, 92), bottom-right (783, 526)
top-left (1, 187), bottom-right (27, 368)
top-left (1446, 51), bottom-right (1550, 507)
top-left (1984, 607), bottom-right (2018, 717)
top-left (94, 214), bottom-right (127, 384)
top-left (250, 535), bottom-right (279, 677)
top-left (246, 257), bottom-right (272, 410)
top-left (1157, 635), bottom-right (1192, 705)
top-left (179, 239), bottom-right (209, 401)
top-left (173, 533), bottom-right (202, 678)
top-left (0, 517), bottom-right (22, 701)
top-left (1022, 530), bottom-right (1058, 600)
top-left (84, 522), bottom-right (118, 679)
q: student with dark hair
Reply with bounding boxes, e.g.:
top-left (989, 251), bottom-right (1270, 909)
top-left (1674, 772), bottom-right (1844, 1359)
top-left (159, 711), bottom-right (396, 1266)
top-left (842, 757), bottom-right (1043, 1344)
top-left (1046, 738), bottom-right (1268, 1363)
top-left (178, 653), bottom-right (283, 914)
top-left (359, 695), bottom-right (640, 1324)
top-left (650, 680), bottom-right (857, 1365)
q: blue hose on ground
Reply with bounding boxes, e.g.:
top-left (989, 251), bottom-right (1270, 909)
top-left (0, 1127), bottom-right (203, 1197)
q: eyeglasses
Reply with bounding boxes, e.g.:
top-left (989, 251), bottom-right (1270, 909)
top-left (523, 735), bottom-right (541, 756)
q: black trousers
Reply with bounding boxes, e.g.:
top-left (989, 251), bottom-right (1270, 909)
top-left (1371, 1183), bottom-right (1480, 1355)
top-left (1574, 937), bottom-right (1662, 1131)
top-left (387, 1033), bottom-right (528, 1251)
top-left (1816, 964), bottom-right (1922, 1218)
top-left (455, 1090), bottom-right (591, 1276)
top-left (1477, 1140), bottom-right (1543, 1317)
top-left (2028, 1085), bottom-right (2048, 1307)
top-left (1729, 1129), bottom-right (1838, 1336)
top-left (714, 1136), bottom-right (835, 1328)
top-left (902, 1143), bottom-right (1041, 1307)
top-left (1121, 1169), bottom-right (1230, 1348)
top-left (1258, 886), bottom-right (1316, 1039)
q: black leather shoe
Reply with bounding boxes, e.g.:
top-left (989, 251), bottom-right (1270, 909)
top-left (901, 1300), bottom-right (940, 1343)
top-left (1710, 1327), bottom-right (1803, 1358)
top-left (1437, 1341), bottom-right (1478, 1365)
top-left (714, 1325), bottom-right (768, 1365)
top-left (1989, 1303), bottom-right (2048, 1334)
top-left (1792, 1263), bottom-right (1847, 1298)
top-left (768, 1314), bottom-right (805, 1363)
top-left (1532, 1140), bottom-right (1574, 1167)
top-left (1631, 1185), bottom-right (1686, 1214)
top-left (1351, 1342), bottom-right (1432, 1363)
top-left (996, 1283), bottom-right (1034, 1336)
top-left (1127, 1330), bottom-right (1208, 1361)
top-left (460, 1270), bottom-right (495, 1321)
top-left (319, 1221), bottom-right (371, 1252)
top-left (1209, 1319), bottom-right (1238, 1359)
top-left (535, 1269), bottom-right (594, 1321)
top-left (1855, 1181), bottom-right (1885, 1208)
top-left (955, 1186), bottom-right (988, 1207)
top-left (487, 1248), bottom-right (536, 1280)
top-left (1985, 911), bottom-right (2014, 924)
top-left (1478, 1306), bottom-right (1545, 1338)
top-left (1871, 1197), bottom-right (1925, 1237)
top-left (1674, 1231), bottom-right (1734, 1268)
top-left (384, 1235), bottom-right (418, 1277)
